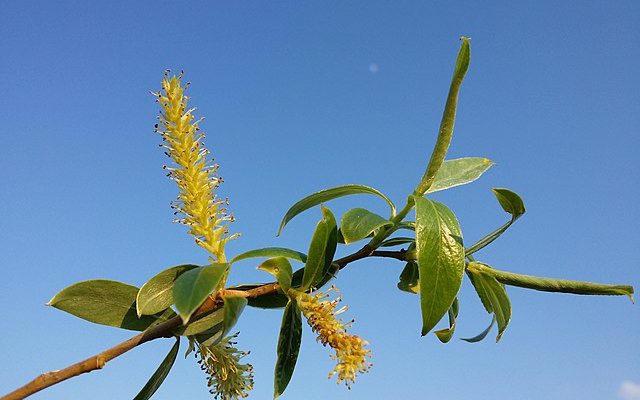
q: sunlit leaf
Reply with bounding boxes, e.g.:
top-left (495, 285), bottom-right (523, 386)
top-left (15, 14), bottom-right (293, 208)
top-left (461, 315), bottom-right (496, 343)
top-left (133, 338), bottom-right (180, 400)
top-left (231, 247), bottom-right (307, 264)
top-left (277, 184), bottom-right (396, 235)
top-left (380, 237), bottom-right (415, 248)
top-left (414, 37), bottom-right (471, 195)
top-left (472, 262), bottom-right (635, 301)
top-left (465, 188), bottom-right (526, 256)
top-left (136, 264), bottom-right (198, 317)
top-left (223, 296), bottom-right (248, 336)
top-left (274, 300), bottom-right (302, 399)
top-left (258, 257), bottom-right (294, 293)
top-left (492, 188), bottom-right (526, 218)
top-left (434, 298), bottom-right (459, 343)
top-left (397, 261), bottom-right (419, 294)
top-left (178, 309), bottom-right (224, 336)
top-left (340, 208), bottom-right (392, 244)
top-left (173, 264), bottom-right (228, 323)
top-left (301, 206), bottom-right (337, 290)
top-left (48, 280), bottom-right (175, 331)
top-left (413, 196), bottom-right (465, 336)
top-left (467, 262), bottom-right (512, 341)
top-left (427, 157), bottom-right (494, 193)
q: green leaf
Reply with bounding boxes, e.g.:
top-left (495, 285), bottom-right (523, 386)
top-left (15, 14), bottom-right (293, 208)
top-left (195, 323), bottom-right (225, 347)
top-left (258, 257), bottom-right (294, 293)
top-left (173, 264), bottom-right (228, 324)
top-left (178, 309), bottom-right (224, 336)
top-left (301, 207), bottom-right (338, 290)
top-left (136, 264), bottom-right (198, 317)
top-left (414, 37), bottom-right (471, 196)
top-left (466, 262), bottom-right (512, 341)
top-left (339, 208), bottom-right (393, 244)
top-left (133, 337), bottom-right (180, 400)
top-left (461, 315), bottom-right (496, 343)
top-left (223, 296), bottom-right (248, 336)
top-left (277, 184), bottom-right (396, 235)
top-left (274, 300), bottom-right (303, 399)
top-left (434, 298), bottom-right (459, 343)
top-left (492, 188), bottom-right (526, 218)
top-left (470, 262), bottom-right (635, 301)
top-left (380, 237), bottom-right (415, 248)
top-left (427, 157), bottom-right (494, 193)
top-left (231, 247), bottom-right (307, 264)
top-left (48, 280), bottom-right (175, 331)
top-left (397, 261), bottom-right (419, 294)
top-left (413, 196), bottom-right (465, 336)
top-left (465, 188), bottom-right (526, 256)
top-left (248, 293), bottom-right (289, 309)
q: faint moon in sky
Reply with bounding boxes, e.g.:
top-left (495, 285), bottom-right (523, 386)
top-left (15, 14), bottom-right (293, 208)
top-left (369, 63), bottom-right (379, 73)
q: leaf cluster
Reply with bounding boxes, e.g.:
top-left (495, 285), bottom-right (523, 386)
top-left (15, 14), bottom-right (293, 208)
top-left (31, 37), bottom-right (634, 400)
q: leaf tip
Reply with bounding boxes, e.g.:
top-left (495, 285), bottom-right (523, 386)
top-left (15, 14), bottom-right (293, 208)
top-left (179, 313), bottom-right (191, 325)
top-left (46, 294), bottom-right (59, 307)
top-left (135, 295), bottom-right (143, 318)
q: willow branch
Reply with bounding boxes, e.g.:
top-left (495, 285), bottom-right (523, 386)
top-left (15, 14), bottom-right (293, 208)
top-left (1, 246), bottom-right (408, 400)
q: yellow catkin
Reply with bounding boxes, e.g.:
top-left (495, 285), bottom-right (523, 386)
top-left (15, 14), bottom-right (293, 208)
top-left (196, 335), bottom-right (254, 400)
top-left (153, 73), bottom-right (237, 262)
top-left (293, 287), bottom-right (372, 388)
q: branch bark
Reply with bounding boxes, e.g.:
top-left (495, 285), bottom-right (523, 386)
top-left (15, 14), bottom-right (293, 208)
top-left (1, 246), bottom-right (407, 400)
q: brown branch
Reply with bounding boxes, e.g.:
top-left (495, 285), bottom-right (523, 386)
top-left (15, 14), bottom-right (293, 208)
top-left (2, 246), bottom-right (407, 399)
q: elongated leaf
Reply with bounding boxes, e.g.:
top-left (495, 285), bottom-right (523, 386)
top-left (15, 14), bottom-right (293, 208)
top-left (48, 280), bottom-right (175, 331)
top-left (178, 309), bottom-right (224, 336)
top-left (274, 300), bottom-right (303, 399)
top-left (302, 207), bottom-right (337, 290)
top-left (195, 323), bottom-right (226, 347)
top-left (185, 309), bottom-right (225, 346)
top-left (258, 257), bottom-right (293, 293)
top-left (133, 338), bottom-right (180, 400)
top-left (277, 184), bottom-right (396, 235)
top-left (471, 262), bottom-right (635, 301)
top-left (231, 247), bottom-right (307, 264)
top-left (340, 208), bottom-right (393, 244)
top-left (434, 298), bottom-right (459, 343)
top-left (427, 157), bottom-right (494, 193)
top-left (137, 264), bottom-right (198, 317)
top-left (380, 237), bottom-right (415, 248)
top-left (223, 296), bottom-right (248, 336)
top-left (461, 315), bottom-right (496, 343)
top-left (415, 37), bottom-right (471, 195)
top-left (467, 262), bottom-right (512, 341)
top-left (173, 264), bottom-right (228, 323)
top-left (413, 196), bottom-right (465, 336)
top-left (293, 262), bottom-right (339, 292)
top-left (397, 261), bottom-right (419, 294)
top-left (465, 188), bottom-right (526, 256)
top-left (249, 293), bottom-right (289, 309)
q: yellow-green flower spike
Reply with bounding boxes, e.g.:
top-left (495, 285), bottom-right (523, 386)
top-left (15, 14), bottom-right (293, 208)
top-left (292, 286), bottom-right (372, 388)
top-left (196, 334), bottom-right (254, 400)
top-left (153, 72), bottom-right (237, 262)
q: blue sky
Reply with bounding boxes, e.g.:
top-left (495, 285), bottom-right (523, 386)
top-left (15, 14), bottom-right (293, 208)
top-left (1, 1), bottom-right (638, 399)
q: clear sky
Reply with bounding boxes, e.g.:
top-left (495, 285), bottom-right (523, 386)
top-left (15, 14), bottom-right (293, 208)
top-left (1, 1), bottom-right (638, 399)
